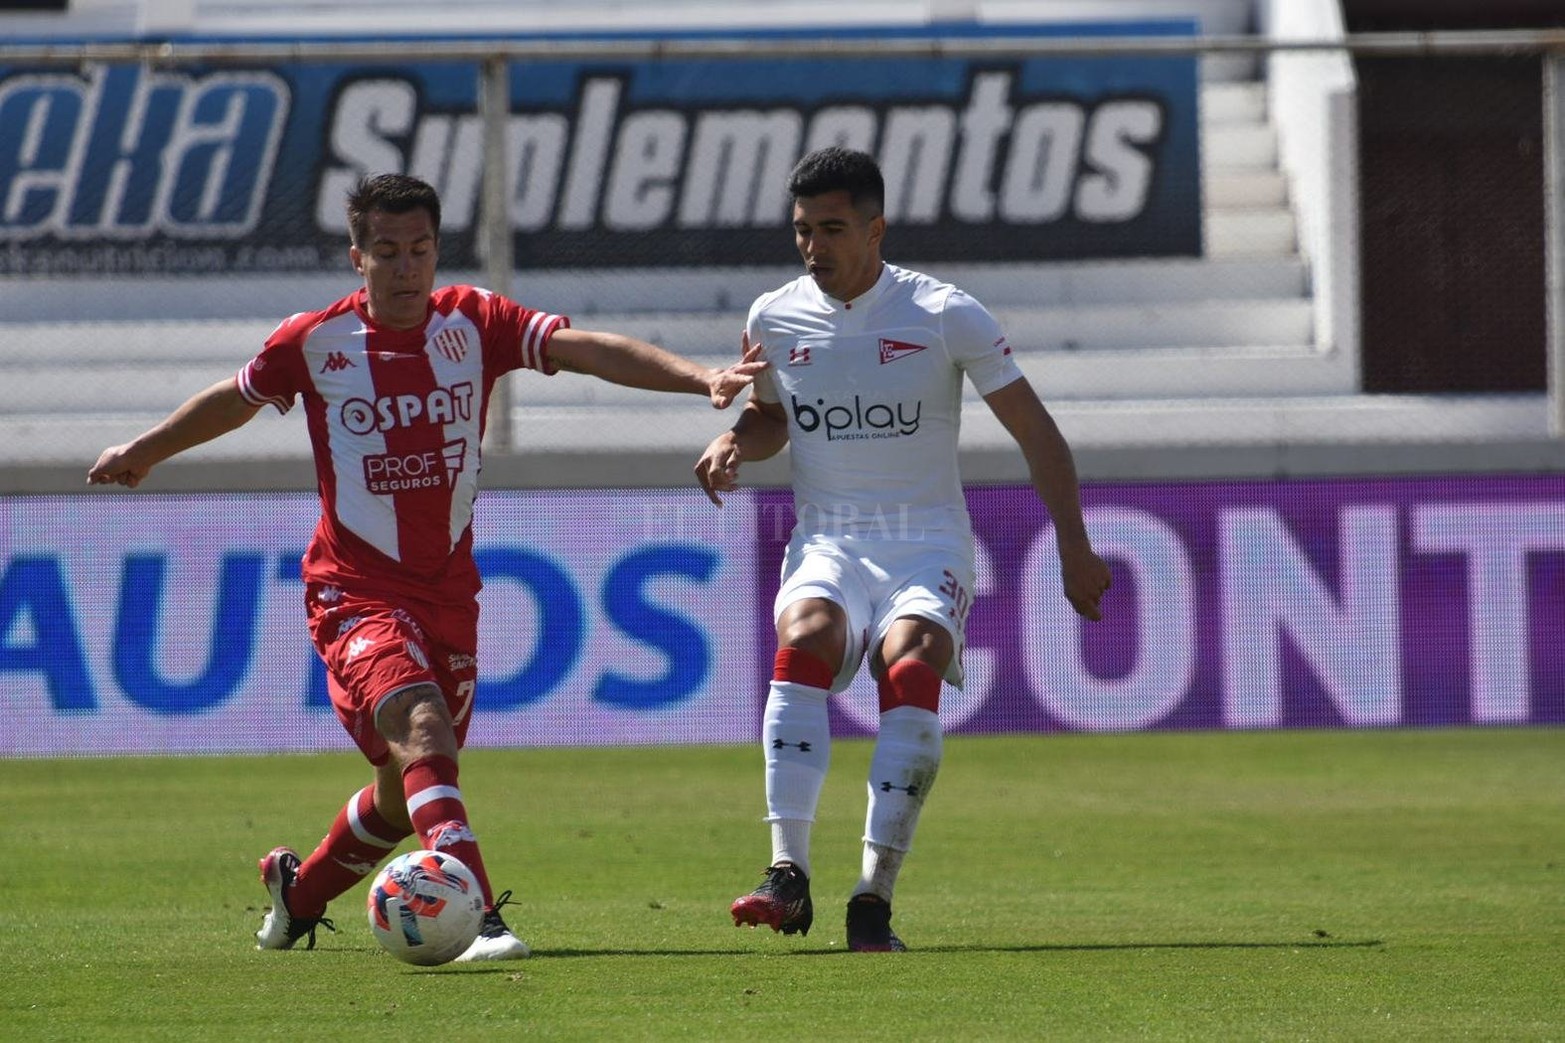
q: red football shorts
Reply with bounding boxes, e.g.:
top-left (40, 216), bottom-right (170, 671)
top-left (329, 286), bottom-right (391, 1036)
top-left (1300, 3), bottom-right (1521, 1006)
top-left (306, 583), bottom-right (480, 765)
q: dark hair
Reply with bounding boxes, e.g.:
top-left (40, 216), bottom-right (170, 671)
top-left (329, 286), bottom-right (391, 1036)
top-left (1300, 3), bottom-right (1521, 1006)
top-left (346, 173), bottom-right (442, 247)
top-left (786, 146), bottom-right (884, 216)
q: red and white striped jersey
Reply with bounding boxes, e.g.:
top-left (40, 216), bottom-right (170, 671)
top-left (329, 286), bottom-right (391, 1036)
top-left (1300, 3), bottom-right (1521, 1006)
top-left (236, 284), bottom-right (568, 603)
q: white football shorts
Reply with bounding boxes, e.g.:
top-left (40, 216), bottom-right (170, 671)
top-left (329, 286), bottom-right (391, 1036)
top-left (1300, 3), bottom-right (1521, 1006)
top-left (774, 531), bottom-right (975, 693)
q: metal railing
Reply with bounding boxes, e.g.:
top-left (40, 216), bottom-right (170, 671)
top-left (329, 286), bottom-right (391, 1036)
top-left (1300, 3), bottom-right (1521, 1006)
top-left (4, 29), bottom-right (1565, 65)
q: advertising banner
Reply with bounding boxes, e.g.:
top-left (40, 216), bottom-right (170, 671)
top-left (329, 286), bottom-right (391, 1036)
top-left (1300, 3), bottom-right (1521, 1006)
top-left (0, 22), bottom-right (1202, 275)
top-left (2, 475), bottom-right (1562, 757)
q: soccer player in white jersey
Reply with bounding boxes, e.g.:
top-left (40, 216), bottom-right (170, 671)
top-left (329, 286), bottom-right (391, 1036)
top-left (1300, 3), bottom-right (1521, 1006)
top-left (88, 173), bottom-right (765, 961)
top-left (695, 147), bottom-right (1111, 952)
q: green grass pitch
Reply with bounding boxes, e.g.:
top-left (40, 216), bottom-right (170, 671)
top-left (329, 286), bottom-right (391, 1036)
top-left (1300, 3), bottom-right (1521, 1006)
top-left (5, 727), bottom-right (1562, 1041)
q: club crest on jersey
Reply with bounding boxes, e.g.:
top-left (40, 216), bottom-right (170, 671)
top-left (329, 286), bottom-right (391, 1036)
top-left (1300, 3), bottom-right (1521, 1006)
top-left (878, 338), bottom-right (928, 364)
top-left (431, 328), bottom-right (469, 363)
top-left (788, 346), bottom-right (812, 366)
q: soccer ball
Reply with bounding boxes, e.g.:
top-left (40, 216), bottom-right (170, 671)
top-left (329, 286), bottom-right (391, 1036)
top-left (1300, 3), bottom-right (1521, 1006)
top-left (367, 849), bottom-right (484, 966)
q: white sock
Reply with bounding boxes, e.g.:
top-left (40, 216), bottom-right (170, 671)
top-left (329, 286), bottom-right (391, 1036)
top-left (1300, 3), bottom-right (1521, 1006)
top-left (856, 842), bottom-right (906, 902)
top-left (858, 705), bottom-right (942, 898)
top-left (770, 819), bottom-right (814, 878)
top-left (762, 680), bottom-right (831, 875)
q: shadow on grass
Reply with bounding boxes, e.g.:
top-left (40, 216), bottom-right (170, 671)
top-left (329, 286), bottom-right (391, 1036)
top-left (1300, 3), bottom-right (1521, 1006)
top-left (493, 938), bottom-right (1385, 961)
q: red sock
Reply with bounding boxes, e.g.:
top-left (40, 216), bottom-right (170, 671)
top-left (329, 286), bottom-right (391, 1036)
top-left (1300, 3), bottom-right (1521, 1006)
top-left (402, 754), bottom-right (496, 908)
top-left (291, 785), bottom-right (412, 916)
top-left (774, 647), bottom-right (834, 690)
top-left (877, 658), bottom-right (942, 713)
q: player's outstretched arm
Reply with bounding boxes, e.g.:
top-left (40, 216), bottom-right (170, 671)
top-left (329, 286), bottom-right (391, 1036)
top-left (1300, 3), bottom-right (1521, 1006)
top-left (87, 378), bottom-right (262, 488)
top-left (983, 377), bottom-right (1112, 621)
top-left (695, 397), bottom-right (789, 506)
top-left (548, 328), bottom-right (767, 408)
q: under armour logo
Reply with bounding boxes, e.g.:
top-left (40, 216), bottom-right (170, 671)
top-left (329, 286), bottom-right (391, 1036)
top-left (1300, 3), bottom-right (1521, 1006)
top-left (879, 781), bottom-right (921, 795)
top-left (772, 739), bottom-right (813, 752)
top-left (788, 346), bottom-right (812, 366)
top-left (321, 351), bottom-right (355, 373)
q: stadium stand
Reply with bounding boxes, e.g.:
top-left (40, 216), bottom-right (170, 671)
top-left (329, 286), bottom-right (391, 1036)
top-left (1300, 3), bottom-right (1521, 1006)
top-left (1, 0), bottom-right (1558, 490)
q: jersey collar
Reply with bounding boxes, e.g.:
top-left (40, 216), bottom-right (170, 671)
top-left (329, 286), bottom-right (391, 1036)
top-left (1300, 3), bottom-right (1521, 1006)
top-left (818, 263), bottom-right (893, 314)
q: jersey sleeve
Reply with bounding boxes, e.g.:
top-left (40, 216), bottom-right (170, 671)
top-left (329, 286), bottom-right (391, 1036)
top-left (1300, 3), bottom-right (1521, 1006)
top-left (942, 288), bottom-right (1024, 397)
top-left (481, 290), bottom-right (571, 376)
top-left (746, 307), bottom-right (781, 404)
top-left (235, 315), bottom-right (313, 414)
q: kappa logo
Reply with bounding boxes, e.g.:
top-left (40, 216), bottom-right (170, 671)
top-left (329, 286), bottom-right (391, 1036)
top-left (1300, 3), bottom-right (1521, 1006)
top-left (431, 328), bottom-right (469, 363)
top-left (321, 351), bottom-right (356, 373)
top-left (878, 338), bottom-right (928, 364)
top-left (788, 346), bottom-right (812, 366)
top-left (346, 635), bottom-right (374, 660)
top-left (317, 586), bottom-right (343, 604)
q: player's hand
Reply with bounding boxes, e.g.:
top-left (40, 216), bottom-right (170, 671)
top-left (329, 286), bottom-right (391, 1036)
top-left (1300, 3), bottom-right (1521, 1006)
top-left (87, 444), bottom-right (152, 488)
top-left (695, 431), bottom-right (743, 506)
top-left (705, 333), bottom-right (768, 409)
top-left (1060, 544), bottom-right (1112, 622)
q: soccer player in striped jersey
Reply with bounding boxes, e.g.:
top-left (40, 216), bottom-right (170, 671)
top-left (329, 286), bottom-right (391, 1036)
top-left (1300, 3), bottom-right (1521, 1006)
top-left (696, 147), bottom-right (1110, 952)
top-left (89, 173), bottom-right (765, 961)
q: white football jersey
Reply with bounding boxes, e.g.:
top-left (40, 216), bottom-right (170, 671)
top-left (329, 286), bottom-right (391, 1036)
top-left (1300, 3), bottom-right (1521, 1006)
top-left (749, 263), bottom-right (1023, 541)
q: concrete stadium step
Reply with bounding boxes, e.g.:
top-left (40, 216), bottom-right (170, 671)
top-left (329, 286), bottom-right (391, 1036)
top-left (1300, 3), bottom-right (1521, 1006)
top-left (1200, 81), bottom-right (1266, 125)
top-left (558, 299), bottom-right (1313, 355)
top-left (5, 296), bottom-right (1308, 382)
top-left (0, 319), bottom-right (279, 365)
top-left (1205, 209), bottom-right (1295, 256)
top-left (17, 393), bottom-right (1550, 482)
top-left (0, 361), bottom-right (243, 413)
top-left (993, 298), bottom-right (1312, 351)
top-left (939, 256), bottom-right (1305, 306)
top-left (0, 296), bottom-right (1315, 415)
top-left (0, 252), bottom-right (1304, 327)
top-left (4, 408), bottom-right (311, 468)
top-left (1205, 170), bottom-right (1287, 209)
top-left (1200, 53), bottom-right (1262, 83)
top-left (1203, 123), bottom-right (1278, 171)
